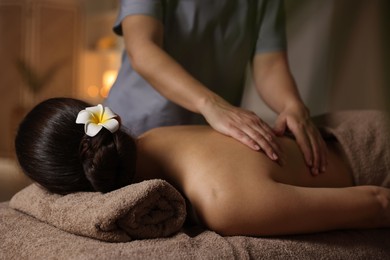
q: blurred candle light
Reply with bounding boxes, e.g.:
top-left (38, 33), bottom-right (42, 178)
top-left (87, 85), bottom-right (100, 98)
top-left (101, 69), bottom-right (117, 98)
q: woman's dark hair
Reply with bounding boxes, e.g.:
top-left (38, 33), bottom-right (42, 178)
top-left (15, 97), bottom-right (137, 195)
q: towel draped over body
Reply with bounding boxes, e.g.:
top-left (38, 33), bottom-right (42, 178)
top-left (314, 110), bottom-right (390, 187)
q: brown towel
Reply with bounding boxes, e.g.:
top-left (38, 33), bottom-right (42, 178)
top-left (314, 110), bottom-right (390, 187)
top-left (9, 179), bottom-right (186, 242)
top-left (1, 200), bottom-right (390, 259)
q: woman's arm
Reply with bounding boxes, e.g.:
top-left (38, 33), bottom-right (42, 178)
top-left (121, 15), bottom-right (282, 160)
top-left (196, 180), bottom-right (390, 236)
top-left (252, 52), bottom-right (327, 175)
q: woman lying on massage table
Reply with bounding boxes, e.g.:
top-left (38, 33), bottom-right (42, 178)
top-left (15, 98), bottom-right (390, 236)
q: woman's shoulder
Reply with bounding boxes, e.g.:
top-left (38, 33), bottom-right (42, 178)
top-left (137, 125), bottom-right (239, 154)
top-left (139, 125), bottom-right (215, 140)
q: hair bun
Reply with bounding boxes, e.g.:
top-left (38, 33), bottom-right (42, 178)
top-left (79, 129), bottom-right (136, 192)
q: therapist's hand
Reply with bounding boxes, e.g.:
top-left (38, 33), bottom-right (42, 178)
top-left (200, 96), bottom-right (282, 162)
top-left (273, 104), bottom-right (327, 175)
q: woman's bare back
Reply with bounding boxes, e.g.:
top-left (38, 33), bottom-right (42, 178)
top-left (135, 126), bottom-right (387, 235)
top-left (135, 125), bottom-right (353, 189)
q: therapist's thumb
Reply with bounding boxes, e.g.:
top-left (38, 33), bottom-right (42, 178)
top-left (273, 117), bottom-right (286, 136)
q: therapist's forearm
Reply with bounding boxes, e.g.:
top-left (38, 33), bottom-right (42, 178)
top-left (130, 41), bottom-right (218, 113)
top-left (253, 52), bottom-right (307, 114)
top-left (122, 15), bottom-right (218, 114)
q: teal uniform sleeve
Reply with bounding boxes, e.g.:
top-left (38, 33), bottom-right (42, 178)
top-left (113, 0), bottom-right (163, 36)
top-left (256, 0), bottom-right (287, 53)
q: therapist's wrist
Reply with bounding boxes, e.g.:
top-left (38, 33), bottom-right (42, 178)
top-left (196, 93), bottom-right (225, 115)
top-left (282, 101), bottom-right (310, 118)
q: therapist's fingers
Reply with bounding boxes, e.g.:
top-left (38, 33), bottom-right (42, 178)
top-left (246, 120), bottom-right (282, 157)
top-left (289, 120), bottom-right (327, 175)
top-left (229, 125), bottom-right (280, 161)
top-left (230, 129), bottom-right (279, 161)
top-left (200, 97), bottom-right (282, 160)
top-left (289, 122), bottom-right (313, 167)
top-left (307, 131), bottom-right (320, 175)
top-left (273, 106), bottom-right (328, 175)
top-left (232, 110), bottom-right (282, 157)
top-left (205, 108), bottom-right (280, 159)
top-left (307, 126), bottom-right (328, 174)
top-left (320, 137), bottom-right (328, 172)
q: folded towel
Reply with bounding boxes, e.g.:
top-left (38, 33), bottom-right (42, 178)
top-left (314, 110), bottom-right (390, 187)
top-left (9, 179), bottom-right (186, 242)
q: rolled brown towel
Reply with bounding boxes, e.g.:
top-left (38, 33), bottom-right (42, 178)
top-left (9, 179), bottom-right (186, 242)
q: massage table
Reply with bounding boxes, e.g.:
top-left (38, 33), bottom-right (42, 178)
top-left (1, 158), bottom-right (389, 260)
top-left (2, 110), bottom-right (390, 259)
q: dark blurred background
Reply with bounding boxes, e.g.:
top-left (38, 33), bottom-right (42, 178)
top-left (0, 0), bottom-right (389, 159)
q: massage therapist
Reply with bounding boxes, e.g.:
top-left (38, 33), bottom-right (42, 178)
top-left (105, 0), bottom-right (327, 175)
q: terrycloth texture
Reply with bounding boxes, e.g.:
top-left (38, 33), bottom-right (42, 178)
top-left (9, 179), bottom-right (186, 242)
top-left (1, 202), bottom-right (389, 259)
top-left (314, 110), bottom-right (390, 187)
top-left (2, 110), bottom-right (390, 259)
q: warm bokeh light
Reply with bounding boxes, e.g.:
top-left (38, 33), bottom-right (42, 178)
top-left (87, 85), bottom-right (100, 98)
top-left (100, 69), bottom-right (117, 98)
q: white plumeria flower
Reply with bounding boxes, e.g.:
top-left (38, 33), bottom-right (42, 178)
top-left (76, 104), bottom-right (119, 137)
